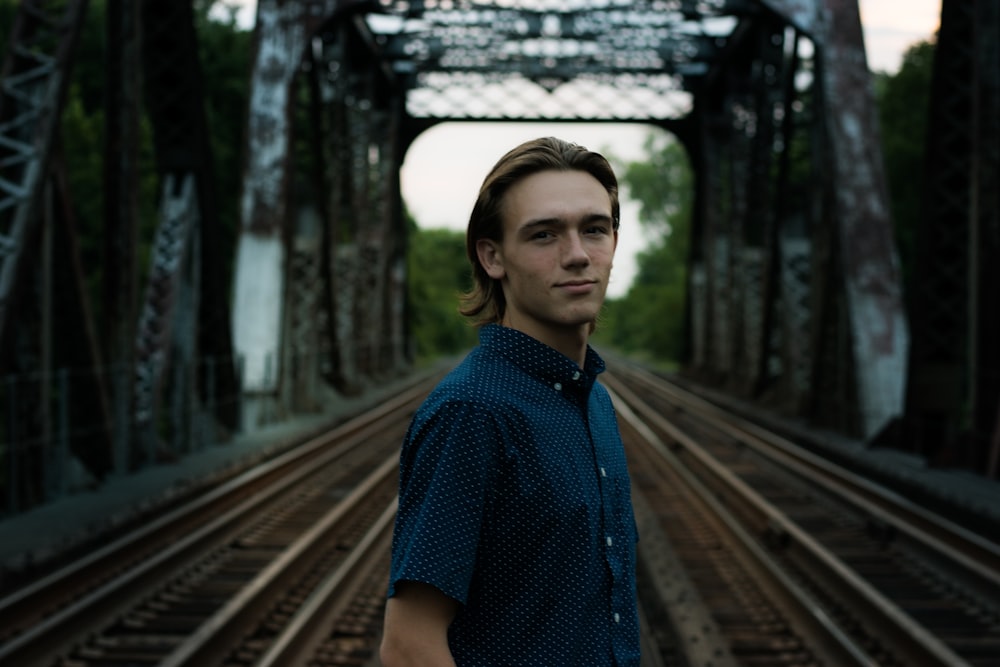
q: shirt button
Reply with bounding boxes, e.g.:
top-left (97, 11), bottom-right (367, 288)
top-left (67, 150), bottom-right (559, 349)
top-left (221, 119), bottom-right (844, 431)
top-left (614, 612), bottom-right (621, 623)
top-left (606, 536), bottom-right (613, 546)
top-left (553, 382), bottom-right (562, 391)
top-left (572, 371), bottom-right (581, 380)
top-left (600, 467), bottom-right (607, 477)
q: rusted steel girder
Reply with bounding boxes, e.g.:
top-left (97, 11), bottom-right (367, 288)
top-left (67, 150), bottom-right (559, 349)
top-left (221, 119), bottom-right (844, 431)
top-left (233, 0), bottom-right (349, 409)
top-left (233, 0), bottom-right (318, 400)
top-left (132, 175), bottom-right (199, 458)
top-left (685, 16), bottom-right (816, 415)
top-left (134, 0), bottom-right (240, 458)
top-left (139, 0), bottom-right (240, 442)
top-left (234, 0), bottom-right (407, 425)
top-left (687, 0), bottom-right (906, 439)
top-left (804, 0), bottom-right (909, 439)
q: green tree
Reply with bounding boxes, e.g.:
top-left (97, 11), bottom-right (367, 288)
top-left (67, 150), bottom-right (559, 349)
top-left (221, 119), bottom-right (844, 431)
top-left (596, 133), bottom-right (692, 364)
top-left (407, 224), bottom-right (478, 360)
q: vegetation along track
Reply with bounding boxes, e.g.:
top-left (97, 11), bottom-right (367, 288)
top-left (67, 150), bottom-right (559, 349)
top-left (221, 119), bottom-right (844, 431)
top-left (0, 375), bottom-right (439, 667)
top-left (606, 363), bottom-right (1000, 666)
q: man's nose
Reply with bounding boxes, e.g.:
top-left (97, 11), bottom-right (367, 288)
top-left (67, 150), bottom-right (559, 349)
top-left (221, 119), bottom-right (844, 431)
top-left (562, 232), bottom-right (591, 267)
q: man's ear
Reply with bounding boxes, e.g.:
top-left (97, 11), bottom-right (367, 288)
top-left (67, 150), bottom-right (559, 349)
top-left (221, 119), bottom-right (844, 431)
top-left (476, 239), bottom-right (506, 280)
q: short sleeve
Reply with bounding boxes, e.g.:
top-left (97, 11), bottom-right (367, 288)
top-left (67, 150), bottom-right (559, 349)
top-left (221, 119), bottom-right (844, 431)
top-left (388, 400), bottom-right (500, 604)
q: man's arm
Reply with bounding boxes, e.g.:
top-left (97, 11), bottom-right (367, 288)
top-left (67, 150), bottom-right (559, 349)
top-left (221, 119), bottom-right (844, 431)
top-left (380, 581), bottom-right (460, 667)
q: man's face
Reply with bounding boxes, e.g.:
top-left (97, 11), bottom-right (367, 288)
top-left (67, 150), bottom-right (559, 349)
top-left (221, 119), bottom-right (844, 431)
top-left (476, 169), bottom-right (618, 349)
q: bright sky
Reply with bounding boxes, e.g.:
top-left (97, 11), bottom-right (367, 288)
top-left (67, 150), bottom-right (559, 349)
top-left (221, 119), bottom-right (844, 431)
top-left (222, 0), bottom-right (941, 297)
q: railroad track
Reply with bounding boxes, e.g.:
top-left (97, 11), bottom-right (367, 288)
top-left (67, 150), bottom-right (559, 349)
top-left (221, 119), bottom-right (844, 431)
top-left (0, 375), bottom-right (439, 667)
top-left (3, 360), bottom-right (998, 666)
top-left (607, 364), bottom-right (1000, 667)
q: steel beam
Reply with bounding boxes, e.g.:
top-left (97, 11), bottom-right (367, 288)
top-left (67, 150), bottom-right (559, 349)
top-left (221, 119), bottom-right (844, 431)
top-left (232, 0), bottom-right (312, 402)
top-left (104, 0), bottom-right (141, 471)
top-left (813, 0), bottom-right (908, 439)
top-left (140, 0), bottom-right (240, 436)
top-left (0, 0), bottom-right (89, 371)
top-left (970, 0), bottom-right (999, 476)
top-left (904, 0), bottom-right (973, 463)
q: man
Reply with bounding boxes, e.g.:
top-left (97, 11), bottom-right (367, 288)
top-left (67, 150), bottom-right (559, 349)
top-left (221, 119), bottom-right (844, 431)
top-left (381, 137), bottom-right (640, 666)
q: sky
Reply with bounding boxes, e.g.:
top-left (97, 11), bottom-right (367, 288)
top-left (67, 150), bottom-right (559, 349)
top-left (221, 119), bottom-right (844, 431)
top-left (221, 0), bottom-right (941, 297)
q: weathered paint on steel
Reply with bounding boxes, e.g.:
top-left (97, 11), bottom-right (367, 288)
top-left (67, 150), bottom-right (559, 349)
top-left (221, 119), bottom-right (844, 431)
top-left (240, 1), bottom-right (309, 235)
top-left (816, 0), bottom-right (908, 438)
top-left (134, 174), bottom-right (198, 430)
top-left (232, 233), bottom-right (286, 393)
top-left (232, 0), bottom-right (311, 397)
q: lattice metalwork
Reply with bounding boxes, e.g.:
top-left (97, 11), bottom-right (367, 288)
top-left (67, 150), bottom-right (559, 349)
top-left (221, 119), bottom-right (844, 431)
top-left (0, 2), bottom-right (113, 508)
top-left (677, 0), bottom-right (907, 438)
top-left (0, 0), bottom-right (87, 366)
top-left (372, 0), bottom-right (742, 120)
top-left (133, 174), bottom-right (199, 449)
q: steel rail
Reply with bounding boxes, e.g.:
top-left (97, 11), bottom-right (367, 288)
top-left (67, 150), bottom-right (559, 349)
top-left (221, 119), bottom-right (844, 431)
top-left (630, 484), bottom-right (741, 667)
top-left (0, 376), bottom-right (435, 667)
top-left (255, 498), bottom-right (397, 667)
top-left (159, 454), bottom-right (399, 667)
top-left (613, 388), bottom-right (873, 667)
top-left (605, 373), bottom-right (969, 667)
top-left (616, 364), bottom-right (1000, 595)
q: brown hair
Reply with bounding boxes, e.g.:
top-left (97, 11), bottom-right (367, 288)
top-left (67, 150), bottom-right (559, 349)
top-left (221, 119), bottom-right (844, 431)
top-left (459, 137), bottom-right (620, 326)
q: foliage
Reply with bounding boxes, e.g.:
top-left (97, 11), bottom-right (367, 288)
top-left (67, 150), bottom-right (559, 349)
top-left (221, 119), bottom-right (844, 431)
top-left (874, 38), bottom-right (935, 295)
top-left (595, 133), bottom-right (692, 365)
top-left (407, 223), bottom-right (478, 360)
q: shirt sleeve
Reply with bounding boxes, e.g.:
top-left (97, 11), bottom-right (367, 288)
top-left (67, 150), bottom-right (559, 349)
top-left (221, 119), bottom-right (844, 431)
top-left (388, 400), bottom-right (501, 605)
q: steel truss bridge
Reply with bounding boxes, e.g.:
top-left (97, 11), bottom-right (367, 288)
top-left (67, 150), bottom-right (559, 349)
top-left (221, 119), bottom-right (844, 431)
top-left (0, 0), bottom-right (997, 513)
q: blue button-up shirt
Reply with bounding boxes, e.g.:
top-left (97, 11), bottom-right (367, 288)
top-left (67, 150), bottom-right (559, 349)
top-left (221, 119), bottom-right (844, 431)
top-left (389, 324), bottom-right (640, 666)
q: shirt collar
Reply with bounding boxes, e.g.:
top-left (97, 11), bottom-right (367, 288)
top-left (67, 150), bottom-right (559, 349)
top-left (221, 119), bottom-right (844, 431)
top-left (479, 324), bottom-right (605, 397)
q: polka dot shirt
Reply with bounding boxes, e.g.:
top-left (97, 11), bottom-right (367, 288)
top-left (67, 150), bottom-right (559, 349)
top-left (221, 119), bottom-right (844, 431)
top-left (388, 324), bottom-right (640, 666)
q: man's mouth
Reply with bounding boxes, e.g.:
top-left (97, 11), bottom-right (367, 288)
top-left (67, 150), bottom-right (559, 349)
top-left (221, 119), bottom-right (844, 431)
top-left (556, 280), bottom-right (597, 294)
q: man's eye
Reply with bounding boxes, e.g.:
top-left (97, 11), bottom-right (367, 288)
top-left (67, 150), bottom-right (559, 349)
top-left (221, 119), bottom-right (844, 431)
top-left (585, 225), bottom-right (609, 235)
top-left (531, 230), bottom-right (554, 240)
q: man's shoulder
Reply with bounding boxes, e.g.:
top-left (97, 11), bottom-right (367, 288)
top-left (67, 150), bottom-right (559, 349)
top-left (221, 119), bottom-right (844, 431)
top-left (433, 345), bottom-right (524, 396)
top-left (410, 348), bottom-right (531, 431)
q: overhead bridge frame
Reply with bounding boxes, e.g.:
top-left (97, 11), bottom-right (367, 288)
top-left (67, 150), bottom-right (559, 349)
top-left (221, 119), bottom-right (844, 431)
top-left (233, 0), bottom-right (908, 441)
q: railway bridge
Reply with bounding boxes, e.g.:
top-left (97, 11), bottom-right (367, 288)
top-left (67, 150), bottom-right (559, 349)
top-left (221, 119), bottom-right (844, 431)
top-left (0, 1), bottom-right (997, 516)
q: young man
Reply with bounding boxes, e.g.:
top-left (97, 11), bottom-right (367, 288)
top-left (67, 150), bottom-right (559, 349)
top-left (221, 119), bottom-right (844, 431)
top-left (381, 137), bottom-right (640, 666)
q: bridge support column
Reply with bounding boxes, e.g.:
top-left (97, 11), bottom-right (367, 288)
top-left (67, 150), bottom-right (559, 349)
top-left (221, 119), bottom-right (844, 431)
top-left (232, 1), bottom-right (310, 428)
top-left (813, 0), bottom-right (909, 440)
